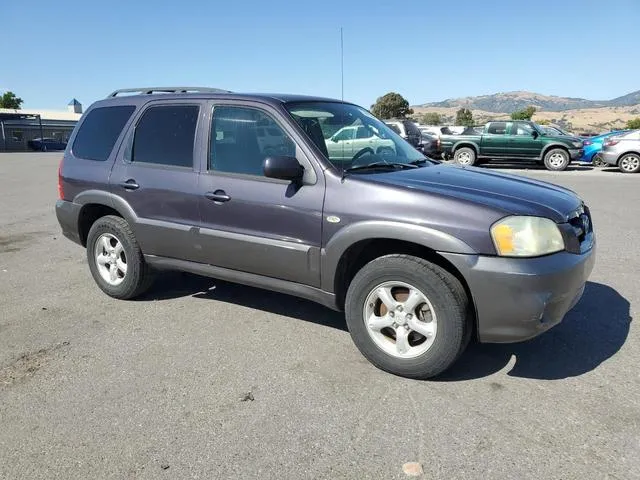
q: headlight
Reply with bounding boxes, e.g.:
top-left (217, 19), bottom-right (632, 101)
top-left (491, 216), bottom-right (565, 257)
top-left (572, 141), bottom-right (583, 148)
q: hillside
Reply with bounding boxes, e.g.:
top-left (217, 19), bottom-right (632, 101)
top-left (417, 90), bottom-right (640, 113)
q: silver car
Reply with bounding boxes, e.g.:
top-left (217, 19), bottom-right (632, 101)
top-left (601, 130), bottom-right (640, 173)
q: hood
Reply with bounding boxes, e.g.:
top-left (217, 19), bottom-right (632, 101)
top-left (367, 164), bottom-right (582, 223)
top-left (544, 134), bottom-right (583, 143)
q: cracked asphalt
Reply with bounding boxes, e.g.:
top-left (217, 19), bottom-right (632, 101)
top-left (0, 153), bottom-right (638, 479)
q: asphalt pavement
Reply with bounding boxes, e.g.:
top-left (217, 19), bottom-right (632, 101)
top-left (1, 153), bottom-right (638, 479)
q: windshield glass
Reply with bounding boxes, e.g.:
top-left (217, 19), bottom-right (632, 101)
top-left (285, 102), bottom-right (426, 172)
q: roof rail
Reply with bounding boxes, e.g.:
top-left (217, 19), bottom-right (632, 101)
top-left (107, 87), bottom-right (232, 98)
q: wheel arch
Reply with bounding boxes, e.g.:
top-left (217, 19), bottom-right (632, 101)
top-left (452, 142), bottom-right (479, 156)
top-left (74, 190), bottom-right (138, 246)
top-left (541, 143), bottom-right (570, 159)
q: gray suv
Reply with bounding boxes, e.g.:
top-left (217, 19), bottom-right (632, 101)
top-left (55, 87), bottom-right (596, 379)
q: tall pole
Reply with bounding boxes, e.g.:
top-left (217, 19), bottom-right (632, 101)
top-left (340, 27), bottom-right (344, 101)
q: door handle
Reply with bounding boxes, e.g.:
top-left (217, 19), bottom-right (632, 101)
top-left (205, 190), bottom-right (231, 203)
top-left (120, 179), bottom-right (139, 190)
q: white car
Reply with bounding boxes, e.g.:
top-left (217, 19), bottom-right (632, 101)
top-left (325, 125), bottom-right (396, 161)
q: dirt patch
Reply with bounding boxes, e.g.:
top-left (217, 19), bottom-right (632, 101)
top-left (0, 341), bottom-right (70, 389)
top-left (0, 231), bottom-right (49, 254)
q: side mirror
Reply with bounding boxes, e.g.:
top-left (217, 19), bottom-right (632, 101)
top-left (532, 130), bottom-right (539, 139)
top-left (263, 156), bottom-right (304, 181)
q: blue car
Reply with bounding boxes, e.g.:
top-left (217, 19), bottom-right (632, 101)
top-left (579, 131), bottom-right (625, 166)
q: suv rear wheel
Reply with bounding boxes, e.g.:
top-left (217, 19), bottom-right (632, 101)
top-left (344, 254), bottom-right (469, 379)
top-left (543, 148), bottom-right (570, 171)
top-left (86, 215), bottom-right (154, 299)
top-left (453, 147), bottom-right (476, 166)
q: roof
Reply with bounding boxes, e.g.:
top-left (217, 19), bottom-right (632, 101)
top-left (67, 98), bottom-right (82, 106)
top-left (0, 108), bottom-right (82, 121)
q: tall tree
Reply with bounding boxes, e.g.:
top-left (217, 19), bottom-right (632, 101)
top-left (371, 92), bottom-right (413, 119)
top-left (511, 106), bottom-right (537, 121)
top-left (421, 112), bottom-right (442, 125)
top-left (455, 108), bottom-right (474, 126)
top-left (0, 91), bottom-right (24, 109)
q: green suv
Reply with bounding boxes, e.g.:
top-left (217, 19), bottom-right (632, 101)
top-left (440, 120), bottom-right (584, 171)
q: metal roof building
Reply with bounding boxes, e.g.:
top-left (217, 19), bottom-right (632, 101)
top-left (0, 101), bottom-right (83, 152)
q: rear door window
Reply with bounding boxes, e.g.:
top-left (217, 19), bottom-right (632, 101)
top-left (487, 122), bottom-right (508, 135)
top-left (132, 105), bottom-right (199, 168)
top-left (73, 105), bottom-right (135, 161)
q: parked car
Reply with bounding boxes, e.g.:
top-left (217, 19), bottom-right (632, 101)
top-left (420, 125), bottom-right (467, 137)
top-left (326, 125), bottom-right (396, 162)
top-left (28, 137), bottom-right (67, 151)
top-left (541, 125), bottom-right (574, 137)
top-left (56, 87), bottom-right (595, 379)
top-left (440, 120), bottom-right (584, 171)
top-left (578, 131), bottom-right (626, 166)
top-left (384, 119), bottom-right (422, 148)
top-left (601, 130), bottom-right (640, 173)
top-left (418, 132), bottom-right (441, 158)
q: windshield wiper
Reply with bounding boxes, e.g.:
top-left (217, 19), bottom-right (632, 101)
top-left (344, 161), bottom-right (419, 173)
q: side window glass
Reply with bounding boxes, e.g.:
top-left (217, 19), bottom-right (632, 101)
top-left (513, 123), bottom-right (534, 136)
top-left (487, 122), bottom-right (507, 135)
top-left (210, 106), bottom-right (296, 176)
top-left (356, 126), bottom-right (372, 139)
top-left (132, 105), bottom-right (199, 167)
top-left (73, 105), bottom-right (135, 161)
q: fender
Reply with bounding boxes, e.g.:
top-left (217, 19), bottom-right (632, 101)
top-left (320, 220), bottom-right (476, 292)
top-left (540, 143), bottom-right (571, 159)
top-left (452, 141), bottom-right (480, 156)
top-left (73, 189), bottom-right (139, 226)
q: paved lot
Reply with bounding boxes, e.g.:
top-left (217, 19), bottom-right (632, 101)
top-left (1, 153), bottom-right (639, 479)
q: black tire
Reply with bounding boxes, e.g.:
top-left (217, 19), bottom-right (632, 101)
top-left (453, 147), bottom-right (476, 166)
top-left (543, 148), bottom-right (570, 171)
top-left (86, 215), bottom-right (154, 299)
top-left (344, 254), bottom-right (469, 379)
top-left (592, 153), bottom-right (606, 167)
top-left (618, 153), bottom-right (640, 174)
top-left (353, 148), bottom-right (374, 160)
top-left (376, 147), bottom-right (394, 157)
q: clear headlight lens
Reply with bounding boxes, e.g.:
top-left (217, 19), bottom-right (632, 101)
top-left (491, 216), bottom-right (565, 257)
top-left (572, 141), bottom-right (583, 148)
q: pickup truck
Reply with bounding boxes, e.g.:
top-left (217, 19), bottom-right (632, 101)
top-left (440, 120), bottom-right (584, 171)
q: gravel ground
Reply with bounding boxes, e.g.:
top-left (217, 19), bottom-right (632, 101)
top-left (0, 153), bottom-right (638, 479)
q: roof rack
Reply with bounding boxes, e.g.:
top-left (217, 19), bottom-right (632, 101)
top-left (107, 87), bottom-right (232, 98)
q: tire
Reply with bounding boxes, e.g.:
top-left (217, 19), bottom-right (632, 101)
top-left (377, 147), bottom-right (394, 157)
top-left (344, 254), bottom-right (469, 379)
top-left (543, 148), bottom-right (570, 171)
top-left (86, 215), bottom-right (154, 299)
top-left (592, 153), bottom-right (607, 167)
top-left (618, 153), bottom-right (640, 174)
top-left (453, 147), bottom-right (476, 166)
top-left (353, 148), bottom-right (374, 160)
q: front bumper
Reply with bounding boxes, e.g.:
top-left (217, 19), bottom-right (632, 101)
top-left (440, 243), bottom-right (596, 343)
top-left (601, 150), bottom-right (619, 166)
top-left (55, 199), bottom-right (83, 246)
top-left (569, 148), bottom-right (583, 160)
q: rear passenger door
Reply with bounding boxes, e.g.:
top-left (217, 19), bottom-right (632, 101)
top-left (195, 101), bottom-right (325, 287)
top-left (110, 100), bottom-right (205, 261)
top-left (481, 122), bottom-right (511, 157)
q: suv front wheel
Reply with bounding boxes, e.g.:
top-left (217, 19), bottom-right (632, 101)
top-left (86, 215), bottom-right (154, 299)
top-left (543, 148), bottom-right (570, 171)
top-left (345, 255), bottom-right (469, 379)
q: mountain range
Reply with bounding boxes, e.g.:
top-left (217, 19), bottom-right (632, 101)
top-left (416, 90), bottom-right (640, 113)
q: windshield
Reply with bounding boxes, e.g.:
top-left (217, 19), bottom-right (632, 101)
top-left (285, 102), bottom-right (426, 172)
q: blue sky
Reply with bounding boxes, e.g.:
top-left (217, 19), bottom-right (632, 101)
top-left (2, 0), bottom-right (639, 110)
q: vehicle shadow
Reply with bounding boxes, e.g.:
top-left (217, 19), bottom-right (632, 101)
top-left (140, 271), bottom-right (347, 331)
top-left (141, 275), bottom-right (629, 380)
top-left (436, 281), bottom-right (631, 381)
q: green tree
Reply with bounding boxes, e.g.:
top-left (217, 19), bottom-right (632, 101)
top-left (455, 108), bottom-right (474, 126)
top-left (511, 106), bottom-right (537, 121)
top-left (371, 92), bottom-right (413, 119)
top-left (0, 91), bottom-right (24, 109)
top-left (626, 118), bottom-right (640, 129)
top-left (421, 112), bottom-right (442, 125)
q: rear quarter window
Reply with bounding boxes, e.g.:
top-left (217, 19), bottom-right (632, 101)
top-left (72, 105), bottom-right (136, 161)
